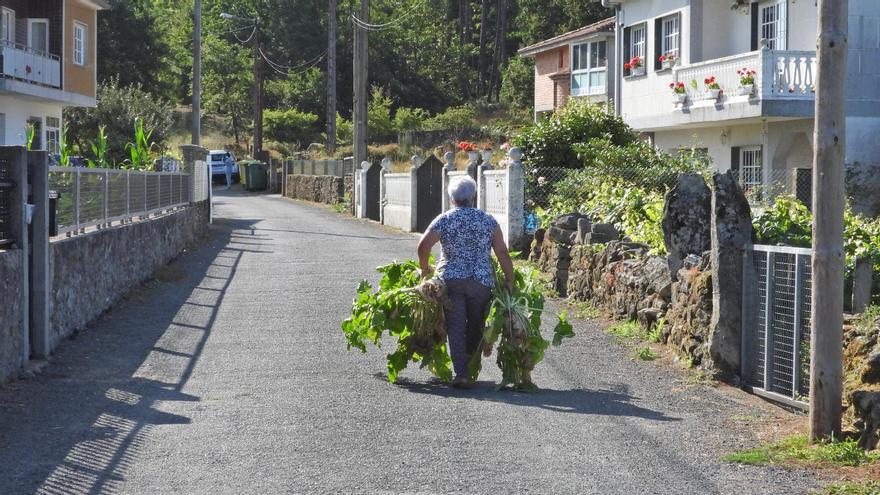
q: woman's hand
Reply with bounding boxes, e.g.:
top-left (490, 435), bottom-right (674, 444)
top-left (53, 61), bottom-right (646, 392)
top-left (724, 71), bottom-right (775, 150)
top-left (421, 266), bottom-right (435, 279)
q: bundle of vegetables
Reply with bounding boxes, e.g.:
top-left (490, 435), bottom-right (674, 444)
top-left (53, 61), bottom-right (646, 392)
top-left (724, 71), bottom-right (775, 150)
top-left (342, 259), bottom-right (575, 389)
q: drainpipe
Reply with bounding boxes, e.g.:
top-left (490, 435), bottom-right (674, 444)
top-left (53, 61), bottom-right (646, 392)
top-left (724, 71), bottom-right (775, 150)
top-left (599, 0), bottom-right (623, 115)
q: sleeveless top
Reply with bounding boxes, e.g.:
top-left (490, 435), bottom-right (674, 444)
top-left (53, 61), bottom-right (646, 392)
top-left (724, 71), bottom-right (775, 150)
top-left (428, 207), bottom-right (499, 287)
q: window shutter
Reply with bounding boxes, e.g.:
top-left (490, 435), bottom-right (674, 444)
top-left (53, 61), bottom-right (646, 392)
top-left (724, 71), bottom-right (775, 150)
top-left (750, 2), bottom-right (760, 50)
top-left (623, 26), bottom-right (631, 76)
top-left (731, 147), bottom-right (741, 174)
top-left (654, 18), bottom-right (663, 71)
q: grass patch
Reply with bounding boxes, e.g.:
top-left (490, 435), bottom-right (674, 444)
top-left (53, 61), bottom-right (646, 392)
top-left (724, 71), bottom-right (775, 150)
top-left (817, 481), bottom-right (880, 495)
top-left (634, 346), bottom-right (659, 361)
top-left (571, 301), bottom-right (601, 320)
top-left (724, 434), bottom-right (880, 468)
top-left (605, 320), bottom-right (642, 340)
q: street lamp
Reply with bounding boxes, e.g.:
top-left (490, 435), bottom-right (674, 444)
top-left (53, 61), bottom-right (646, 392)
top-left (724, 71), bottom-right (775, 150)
top-left (219, 12), bottom-right (264, 160)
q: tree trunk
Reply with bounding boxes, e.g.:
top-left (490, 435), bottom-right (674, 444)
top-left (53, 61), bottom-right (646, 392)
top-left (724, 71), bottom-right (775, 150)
top-left (477, 0), bottom-right (490, 96)
top-left (489, 0), bottom-right (508, 101)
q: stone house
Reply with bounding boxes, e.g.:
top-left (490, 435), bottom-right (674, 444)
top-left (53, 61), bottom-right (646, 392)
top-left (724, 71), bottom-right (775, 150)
top-left (0, 0), bottom-right (107, 152)
top-left (517, 17), bottom-right (616, 121)
top-left (599, 0), bottom-right (880, 210)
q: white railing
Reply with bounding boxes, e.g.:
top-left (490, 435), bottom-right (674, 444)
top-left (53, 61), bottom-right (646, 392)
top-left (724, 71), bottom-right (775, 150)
top-left (381, 172), bottom-right (413, 232)
top-left (0, 41), bottom-right (61, 88)
top-left (480, 169), bottom-right (509, 241)
top-left (47, 166), bottom-right (193, 237)
top-left (673, 49), bottom-right (816, 104)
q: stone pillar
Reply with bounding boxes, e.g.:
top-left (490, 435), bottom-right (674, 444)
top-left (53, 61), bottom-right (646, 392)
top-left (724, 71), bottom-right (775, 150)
top-left (357, 160), bottom-right (370, 218)
top-left (466, 151), bottom-right (479, 181)
top-left (378, 158), bottom-right (390, 224)
top-left (662, 173), bottom-right (711, 279)
top-left (506, 148), bottom-right (526, 250)
top-left (477, 164), bottom-right (488, 211)
top-left (179, 144), bottom-right (208, 205)
top-left (409, 156), bottom-right (421, 232)
top-left (441, 151), bottom-right (454, 213)
top-left (0, 146), bottom-right (29, 366)
top-left (852, 257), bottom-right (873, 314)
top-left (709, 171), bottom-right (755, 377)
top-left (28, 151), bottom-right (50, 359)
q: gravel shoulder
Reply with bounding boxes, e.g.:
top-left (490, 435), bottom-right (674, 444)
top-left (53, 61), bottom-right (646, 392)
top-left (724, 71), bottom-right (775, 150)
top-left (0, 191), bottom-right (819, 495)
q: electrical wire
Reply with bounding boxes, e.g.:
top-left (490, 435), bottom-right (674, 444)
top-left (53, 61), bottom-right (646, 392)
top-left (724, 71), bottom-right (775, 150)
top-left (350, 0), bottom-right (425, 31)
top-left (232, 24), bottom-right (258, 44)
top-left (259, 47), bottom-right (329, 76)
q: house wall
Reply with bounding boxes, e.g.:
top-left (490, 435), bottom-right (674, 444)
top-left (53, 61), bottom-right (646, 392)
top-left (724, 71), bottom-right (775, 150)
top-left (700, 1), bottom-right (750, 62)
top-left (0, 95), bottom-right (62, 147)
top-left (0, 0), bottom-right (63, 56)
top-left (62, 0), bottom-right (96, 99)
top-left (534, 47), bottom-right (568, 114)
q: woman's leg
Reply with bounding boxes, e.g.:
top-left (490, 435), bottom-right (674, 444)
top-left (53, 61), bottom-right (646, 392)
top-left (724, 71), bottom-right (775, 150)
top-left (464, 279), bottom-right (492, 359)
top-left (443, 279), bottom-right (470, 378)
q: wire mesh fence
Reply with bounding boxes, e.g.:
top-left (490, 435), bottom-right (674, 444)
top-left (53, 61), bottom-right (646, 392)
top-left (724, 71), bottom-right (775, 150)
top-left (47, 166), bottom-right (193, 236)
top-left (284, 159), bottom-right (353, 178)
top-left (731, 167), bottom-right (813, 208)
top-left (742, 244), bottom-right (812, 406)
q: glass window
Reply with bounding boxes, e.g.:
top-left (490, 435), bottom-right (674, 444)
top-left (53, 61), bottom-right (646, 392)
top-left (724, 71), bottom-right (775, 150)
top-left (1, 8), bottom-right (14, 44)
top-left (73, 22), bottom-right (87, 66)
top-left (740, 146), bottom-right (764, 196)
top-left (28, 19), bottom-right (49, 53)
top-left (661, 15), bottom-right (680, 59)
top-left (631, 24), bottom-right (646, 61)
top-left (761, 1), bottom-right (787, 50)
top-left (571, 40), bottom-right (607, 96)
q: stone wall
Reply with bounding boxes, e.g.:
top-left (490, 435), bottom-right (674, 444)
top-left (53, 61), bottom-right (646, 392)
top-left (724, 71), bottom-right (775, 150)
top-left (664, 253), bottom-right (714, 366)
top-left (0, 249), bottom-right (23, 383)
top-left (49, 201), bottom-right (209, 349)
top-left (345, 174), bottom-right (354, 215)
top-left (285, 174), bottom-right (345, 205)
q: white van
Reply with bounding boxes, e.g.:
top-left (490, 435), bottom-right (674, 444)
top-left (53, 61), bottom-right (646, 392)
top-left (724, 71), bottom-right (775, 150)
top-left (208, 150), bottom-right (239, 183)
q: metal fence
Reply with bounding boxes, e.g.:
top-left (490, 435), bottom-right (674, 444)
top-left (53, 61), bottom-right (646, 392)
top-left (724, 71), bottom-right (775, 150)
top-left (741, 244), bottom-right (812, 407)
top-left (47, 166), bottom-right (192, 237)
top-left (0, 158), bottom-right (13, 246)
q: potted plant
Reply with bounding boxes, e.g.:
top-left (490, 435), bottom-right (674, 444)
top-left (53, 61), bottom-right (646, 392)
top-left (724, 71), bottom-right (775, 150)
top-left (624, 56), bottom-right (645, 77)
top-left (458, 141), bottom-right (479, 163)
top-left (736, 68), bottom-right (757, 95)
top-left (659, 52), bottom-right (678, 70)
top-left (669, 82), bottom-right (687, 104)
top-left (704, 76), bottom-right (723, 100)
top-left (479, 143), bottom-right (494, 164)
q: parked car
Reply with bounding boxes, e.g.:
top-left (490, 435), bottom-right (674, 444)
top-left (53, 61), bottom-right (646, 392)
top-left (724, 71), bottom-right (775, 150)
top-left (209, 150), bottom-right (239, 183)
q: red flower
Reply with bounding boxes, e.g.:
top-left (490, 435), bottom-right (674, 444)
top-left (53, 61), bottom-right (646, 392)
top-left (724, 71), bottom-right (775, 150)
top-left (25, 65), bottom-right (32, 74)
top-left (659, 55), bottom-right (666, 62)
top-left (669, 82), bottom-right (675, 88)
top-left (624, 62), bottom-right (631, 70)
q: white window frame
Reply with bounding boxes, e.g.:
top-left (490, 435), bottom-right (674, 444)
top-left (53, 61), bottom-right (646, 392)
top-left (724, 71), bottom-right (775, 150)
top-left (45, 120), bottom-right (60, 155)
top-left (27, 18), bottom-right (49, 54)
top-left (740, 146), bottom-right (764, 195)
top-left (1, 7), bottom-right (14, 45)
top-left (661, 14), bottom-right (680, 60)
top-left (571, 40), bottom-right (607, 96)
top-left (630, 24), bottom-right (646, 62)
top-left (760, 0), bottom-right (787, 50)
top-left (73, 21), bottom-right (87, 66)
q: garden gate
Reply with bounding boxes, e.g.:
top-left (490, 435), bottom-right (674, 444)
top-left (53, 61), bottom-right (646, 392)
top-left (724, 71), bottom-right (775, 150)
top-left (365, 161), bottom-right (382, 222)
top-left (415, 155), bottom-right (443, 232)
top-left (741, 244), bottom-right (812, 408)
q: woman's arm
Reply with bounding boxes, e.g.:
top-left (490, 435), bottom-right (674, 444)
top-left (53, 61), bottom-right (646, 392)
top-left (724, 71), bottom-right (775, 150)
top-left (491, 227), bottom-right (514, 292)
top-left (417, 230), bottom-right (440, 278)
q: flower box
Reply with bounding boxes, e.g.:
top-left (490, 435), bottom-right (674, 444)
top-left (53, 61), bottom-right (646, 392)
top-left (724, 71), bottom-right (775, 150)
top-left (629, 66), bottom-right (646, 77)
top-left (706, 88), bottom-right (722, 101)
top-left (737, 84), bottom-right (755, 96)
top-left (672, 93), bottom-right (687, 105)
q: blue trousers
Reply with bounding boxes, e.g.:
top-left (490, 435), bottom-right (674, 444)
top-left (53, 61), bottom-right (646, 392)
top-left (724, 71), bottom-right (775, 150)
top-left (444, 278), bottom-right (492, 377)
top-left (225, 166), bottom-right (233, 189)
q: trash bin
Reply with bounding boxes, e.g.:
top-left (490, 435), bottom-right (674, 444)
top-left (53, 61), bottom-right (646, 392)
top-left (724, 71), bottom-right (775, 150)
top-left (48, 190), bottom-right (59, 237)
top-left (245, 162), bottom-right (268, 191)
top-left (238, 162), bottom-right (249, 189)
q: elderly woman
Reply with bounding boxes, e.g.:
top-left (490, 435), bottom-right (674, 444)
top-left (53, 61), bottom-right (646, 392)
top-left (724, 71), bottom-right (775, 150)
top-left (417, 176), bottom-right (514, 388)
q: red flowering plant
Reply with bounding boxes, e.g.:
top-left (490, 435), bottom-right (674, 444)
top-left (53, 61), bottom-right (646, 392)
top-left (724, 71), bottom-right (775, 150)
top-left (704, 76), bottom-right (722, 91)
top-left (737, 68), bottom-right (757, 86)
top-left (669, 82), bottom-right (687, 94)
top-left (623, 56), bottom-right (643, 72)
top-left (458, 141), bottom-right (478, 152)
top-left (659, 52), bottom-right (677, 64)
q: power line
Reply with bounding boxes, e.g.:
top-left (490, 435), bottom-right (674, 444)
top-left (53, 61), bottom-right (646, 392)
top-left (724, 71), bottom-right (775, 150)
top-left (232, 24), bottom-right (258, 44)
top-left (350, 0), bottom-right (425, 31)
top-left (259, 47), bottom-right (328, 76)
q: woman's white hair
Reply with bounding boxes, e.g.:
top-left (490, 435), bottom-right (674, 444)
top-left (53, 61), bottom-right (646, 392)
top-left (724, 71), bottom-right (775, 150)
top-left (448, 176), bottom-right (477, 206)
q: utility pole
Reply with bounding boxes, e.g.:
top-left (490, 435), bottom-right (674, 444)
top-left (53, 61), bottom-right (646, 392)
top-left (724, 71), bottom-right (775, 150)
top-left (352, 0), bottom-right (369, 171)
top-left (192, 0), bottom-right (201, 146)
top-left (253, 22), bottom-right (264, 159)
top-left (810, 0), bottom-right (848, 443)
top-left (327, 0), bottom-right (337, 154)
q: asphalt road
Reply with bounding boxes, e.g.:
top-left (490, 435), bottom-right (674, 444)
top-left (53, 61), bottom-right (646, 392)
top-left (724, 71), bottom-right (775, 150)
top-left (0, 190), bottom-right (819, 494)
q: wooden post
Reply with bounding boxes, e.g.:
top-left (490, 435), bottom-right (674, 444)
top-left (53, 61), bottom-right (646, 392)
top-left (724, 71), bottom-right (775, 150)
top-left (327, 0), bottom-right (337, 154)
top-left (253, 22), bottom-right (264, 158)
top-left (352, 0), bottom-right (369, 173)
top-left (810, 0), bottom-right (848, 443)
top-left (192, 0), bottom-right (202, 146)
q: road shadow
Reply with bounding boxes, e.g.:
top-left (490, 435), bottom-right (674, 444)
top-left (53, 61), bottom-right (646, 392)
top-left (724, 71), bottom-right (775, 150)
top-left (0, 216), bottom-right (265, 494)
top-left (392, 377), bottom-right (680, 422)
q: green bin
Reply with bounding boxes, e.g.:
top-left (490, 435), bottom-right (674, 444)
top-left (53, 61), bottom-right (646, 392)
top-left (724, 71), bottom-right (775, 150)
top-left (238, 162), bottom-right (249, 189)
top-left (245, 162), bottom-right (268, 191)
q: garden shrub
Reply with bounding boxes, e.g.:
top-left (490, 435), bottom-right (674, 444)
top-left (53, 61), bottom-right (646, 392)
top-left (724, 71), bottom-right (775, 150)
top-left (368, 86), bottom-right (395, 139)
top-left (394, 107), bottom-right (430, 133)
top-left (263, 108), bottom-right (320, 146)
top-left (424, 105), bottom-right (478, 133)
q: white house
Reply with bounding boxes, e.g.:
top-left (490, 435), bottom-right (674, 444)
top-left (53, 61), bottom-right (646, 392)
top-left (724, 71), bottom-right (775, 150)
top-left (600, 0), bottom-right (880, 206)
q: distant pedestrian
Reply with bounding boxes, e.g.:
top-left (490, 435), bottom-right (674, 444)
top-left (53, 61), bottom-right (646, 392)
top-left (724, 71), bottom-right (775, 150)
top-left (223, 152), bottom-right (236, 190)
top-left (416, 176), bottom-right (514, 389)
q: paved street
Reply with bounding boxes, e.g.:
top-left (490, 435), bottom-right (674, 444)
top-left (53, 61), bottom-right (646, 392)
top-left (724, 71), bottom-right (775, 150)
top-left (0, 191), bottom-right (818, 494)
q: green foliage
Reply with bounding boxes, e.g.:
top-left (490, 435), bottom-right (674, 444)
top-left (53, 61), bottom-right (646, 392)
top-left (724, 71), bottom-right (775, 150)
top-left (58, 128), bottom-right (71, 167)
top-left (634, 347), bottom-right (659, 361)
top-left (513, 99), bottom-right (636, 171)
top-left (87, 126), bottom-right (110, 169)
top-left (819, 481), bottom-right (880, 495)
top-left (723, 434), bottom-right (880, 468)
top-left (500, 57), bottom-right (535, 109)
top-left (263, 109), bottom-right (320, 146)
top-left (335, 113), bottom-right (354, 145)
top-left (368, 86), bottom-right (396, 138)
top-left (25, 124), bottom-right (35, 151)
top-left (66, 79), bottom-right (173, 167)
top-left (605, 321), bottom-right (642, 340)
top-left (425, 105), bottom-right (478, 134)
top-left (264, 68), bottom-right (326, 118)
top-left (393, 107), bottom-right (430, 133)
top-left (125, 117), bottom-right (157, 171)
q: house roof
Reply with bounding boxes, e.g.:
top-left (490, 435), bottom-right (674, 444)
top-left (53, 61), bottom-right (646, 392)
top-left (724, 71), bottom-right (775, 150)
top-left (79, 0), bottom-right (111, 9)
top-left (518, 17), bottom-right (615, 58)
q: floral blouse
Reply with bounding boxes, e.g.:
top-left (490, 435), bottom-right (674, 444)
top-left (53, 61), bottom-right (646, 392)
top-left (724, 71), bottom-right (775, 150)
top-left (429, 207), bottom-right (499, 287)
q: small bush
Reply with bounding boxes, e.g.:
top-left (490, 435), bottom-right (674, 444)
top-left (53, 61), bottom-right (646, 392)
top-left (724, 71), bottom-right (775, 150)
top-left (634, 347), bottom-right (659, 361)
top-left (499, 57), bottom-right (535, 109)
top-left (424, 105), bottom-right (478, 133)
top-left (368, 86), bottom-right (395, 138)
top-left (263, 108), bottom-right (320, 147)
top-left (394, 107), bottom-right (430, 133)
top-left (723, 434), bottom-right (880, 468)
top-left (335, 113), bottom-right (353, 145)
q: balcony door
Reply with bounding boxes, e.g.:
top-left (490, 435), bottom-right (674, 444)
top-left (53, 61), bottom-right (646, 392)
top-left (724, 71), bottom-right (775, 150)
top-left (759, 1), bottom-right (787, 50)
top-left (28, 19), bottom-right (49, 54)
top-left (1, 8), bottom-right (14, 44)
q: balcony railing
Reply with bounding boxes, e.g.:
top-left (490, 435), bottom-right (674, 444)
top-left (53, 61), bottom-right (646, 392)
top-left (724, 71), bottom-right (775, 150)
top-left (673, 49), bottom-right (816, 104)
top-left (0, 40), bottom-right (61, 89)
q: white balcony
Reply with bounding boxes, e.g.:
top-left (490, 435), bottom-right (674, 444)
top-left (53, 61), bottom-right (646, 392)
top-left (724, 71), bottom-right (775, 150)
top-left (0, 41), bottom-right (61, 89)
